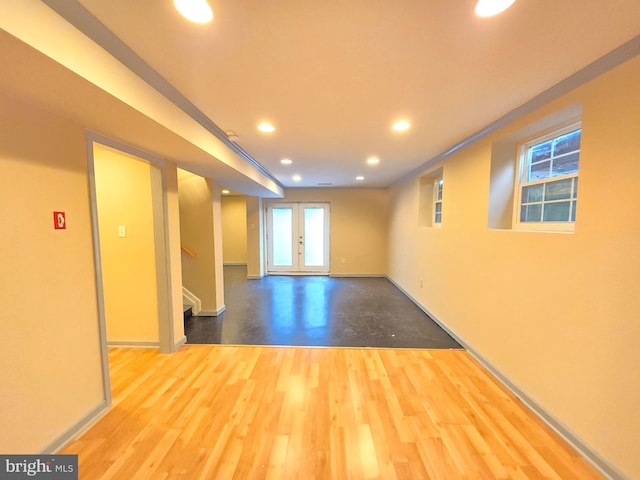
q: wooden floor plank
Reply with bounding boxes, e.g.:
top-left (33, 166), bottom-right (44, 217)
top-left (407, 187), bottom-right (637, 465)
top-left (60, 346), bottom-right (604, 479)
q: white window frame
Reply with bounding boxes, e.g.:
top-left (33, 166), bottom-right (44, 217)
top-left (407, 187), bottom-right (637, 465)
top-left (433, 177), bottom-right (443, 225)
top-left (513, 121), bottom-right (581, 233)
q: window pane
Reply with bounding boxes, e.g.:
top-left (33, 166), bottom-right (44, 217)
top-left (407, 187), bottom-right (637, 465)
top-left (520, 126), bottom-right (580, 227)
top-left (544, 178), bottom-right (572, 201)
top-left (522, 184), bottom-right (543, 203)
top-left (521, 204), bottom-right (542, 222)
top-left (553, 129), bottom-right (581, 156)
top-left (303, 208), bottom-right (324, 267)
top-left (529, 160), bottom-right (551, 181)
top-left (435, 179), bottom-right (443, 201)
top-left (552, 152), bottom-right (579, 176)
top-left (272, 208), bottom-right (292, 266)
top-left (434, 213), bottom-right (442, 223)
top-left (571, 200), bottom-right (577, 221)
top-left (529, 140), bottom-right (552, 163)
top-left (543, 201), bottom-right (571, 222)
top-left (434, 202), bottom-right (442, 214)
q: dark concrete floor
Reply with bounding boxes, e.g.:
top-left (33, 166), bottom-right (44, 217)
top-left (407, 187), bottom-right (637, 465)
top-left (185, 266), bottom-right (462, 349)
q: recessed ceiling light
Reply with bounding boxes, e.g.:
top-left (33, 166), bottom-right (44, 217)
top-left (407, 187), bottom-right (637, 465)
top-left (174, 0), bottom-right (213, 23)
top-left (221, 189), bottom-right (230, 194)
top-left (258, 122), bottom-right (276, 133)
top-left (356, 176), bottom-right (365, 181)
top-left (392, 120), bottom-right (411, 132)
top-left (281, 158), bottom-right (293, 165)
top-left (292, 174), bottom-right (302, 182)
top-left (367, 156), bottom-right (380, 165)
top-left (475, 0), bottom-right (515, 17)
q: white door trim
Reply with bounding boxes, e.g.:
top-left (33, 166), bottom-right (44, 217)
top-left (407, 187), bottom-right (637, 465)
top-left (265, 202), bottom-right (330, 274)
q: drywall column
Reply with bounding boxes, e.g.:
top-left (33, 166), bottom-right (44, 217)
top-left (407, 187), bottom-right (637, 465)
top-left (177, 170), bottom-right (225, 315)
top-left (245, 196), bottom-right (265, 279)
top-left (165, 162), bottom-right (186, 348)
top-left (210, 181), bottom-right (225, 311)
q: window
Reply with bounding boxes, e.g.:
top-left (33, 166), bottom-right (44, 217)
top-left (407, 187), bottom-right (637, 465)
top-left (434, 178), bottom-right (443, 224)
top-left (515, 122), bottom-right (581, 230)
top-left (418, 167), bottom-right (443, 228)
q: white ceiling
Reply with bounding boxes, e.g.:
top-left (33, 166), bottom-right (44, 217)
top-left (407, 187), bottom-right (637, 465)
top-left (15, 1), bottom-right (640, 188)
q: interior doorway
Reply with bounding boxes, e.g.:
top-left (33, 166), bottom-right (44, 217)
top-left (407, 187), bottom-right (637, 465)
top-left (266, 203), bottom-right (330, 274)
top-left (87, 133), bottom-right (177, 403)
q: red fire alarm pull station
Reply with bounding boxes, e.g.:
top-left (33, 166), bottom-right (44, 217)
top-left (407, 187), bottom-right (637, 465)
top-left (53, 211), bottom-right (66, 230)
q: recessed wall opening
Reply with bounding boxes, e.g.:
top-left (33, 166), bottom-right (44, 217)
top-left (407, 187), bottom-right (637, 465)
top-left (488, 103), bottom-right (583, 230)
top-left (88, 134), bottom-right (176, 403)
top-left (418, 166), bottom-right (443, 227)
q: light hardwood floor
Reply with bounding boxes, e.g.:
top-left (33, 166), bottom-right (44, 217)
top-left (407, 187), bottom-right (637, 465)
top-left (61, 346), bottom-right (603, 479)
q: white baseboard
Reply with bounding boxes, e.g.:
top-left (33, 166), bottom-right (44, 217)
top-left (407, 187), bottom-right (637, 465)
top-left (198, 305), bottom-right (226, 317)
top-left (223, 263), bottom-right (247, 266)
top-left (466, 347), bottom-right (625, 480)
top-left (386, 276), bottom-right (625, 480)
top-left (107, 340), bottom-right (159, 348)
top-left (268, 272), bottom-right (329, 276)
top-left (247, 274), bottom-right (265, 280)
top-left (42, 400), bottom-right (108, 454)
top-left (182, 286), bottom-right (201, 316)
top-left (329, 273), bottom-right (387, 278)
top-left (174, 335), bottom-right (187, 349)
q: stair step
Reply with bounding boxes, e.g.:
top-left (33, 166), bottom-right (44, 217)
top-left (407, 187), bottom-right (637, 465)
top-left (183, 304), bottom-right (193, 322)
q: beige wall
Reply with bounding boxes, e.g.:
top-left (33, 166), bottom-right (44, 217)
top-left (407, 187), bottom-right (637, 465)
top-left (268, 188), bottom-right (389, 275)
top-left (94, 145), bottom-right (159, 343)
top-left (388, 56), bottom-right (640, 478)
top-left (178, 169), bottom-right (224, 313)
top-left (0, 93), bottom-right (104, 452)
top-left (221, 196), bottom-right (248, 264)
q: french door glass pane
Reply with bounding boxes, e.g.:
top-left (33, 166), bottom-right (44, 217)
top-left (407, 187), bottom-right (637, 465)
top-left (303, 208), bottom-right (324, 267)
top-left (272, 208), bottom-right (293, 266)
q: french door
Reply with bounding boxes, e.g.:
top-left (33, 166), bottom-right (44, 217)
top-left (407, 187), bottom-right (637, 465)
top-left (266, 203), bottom-right (330, 274)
